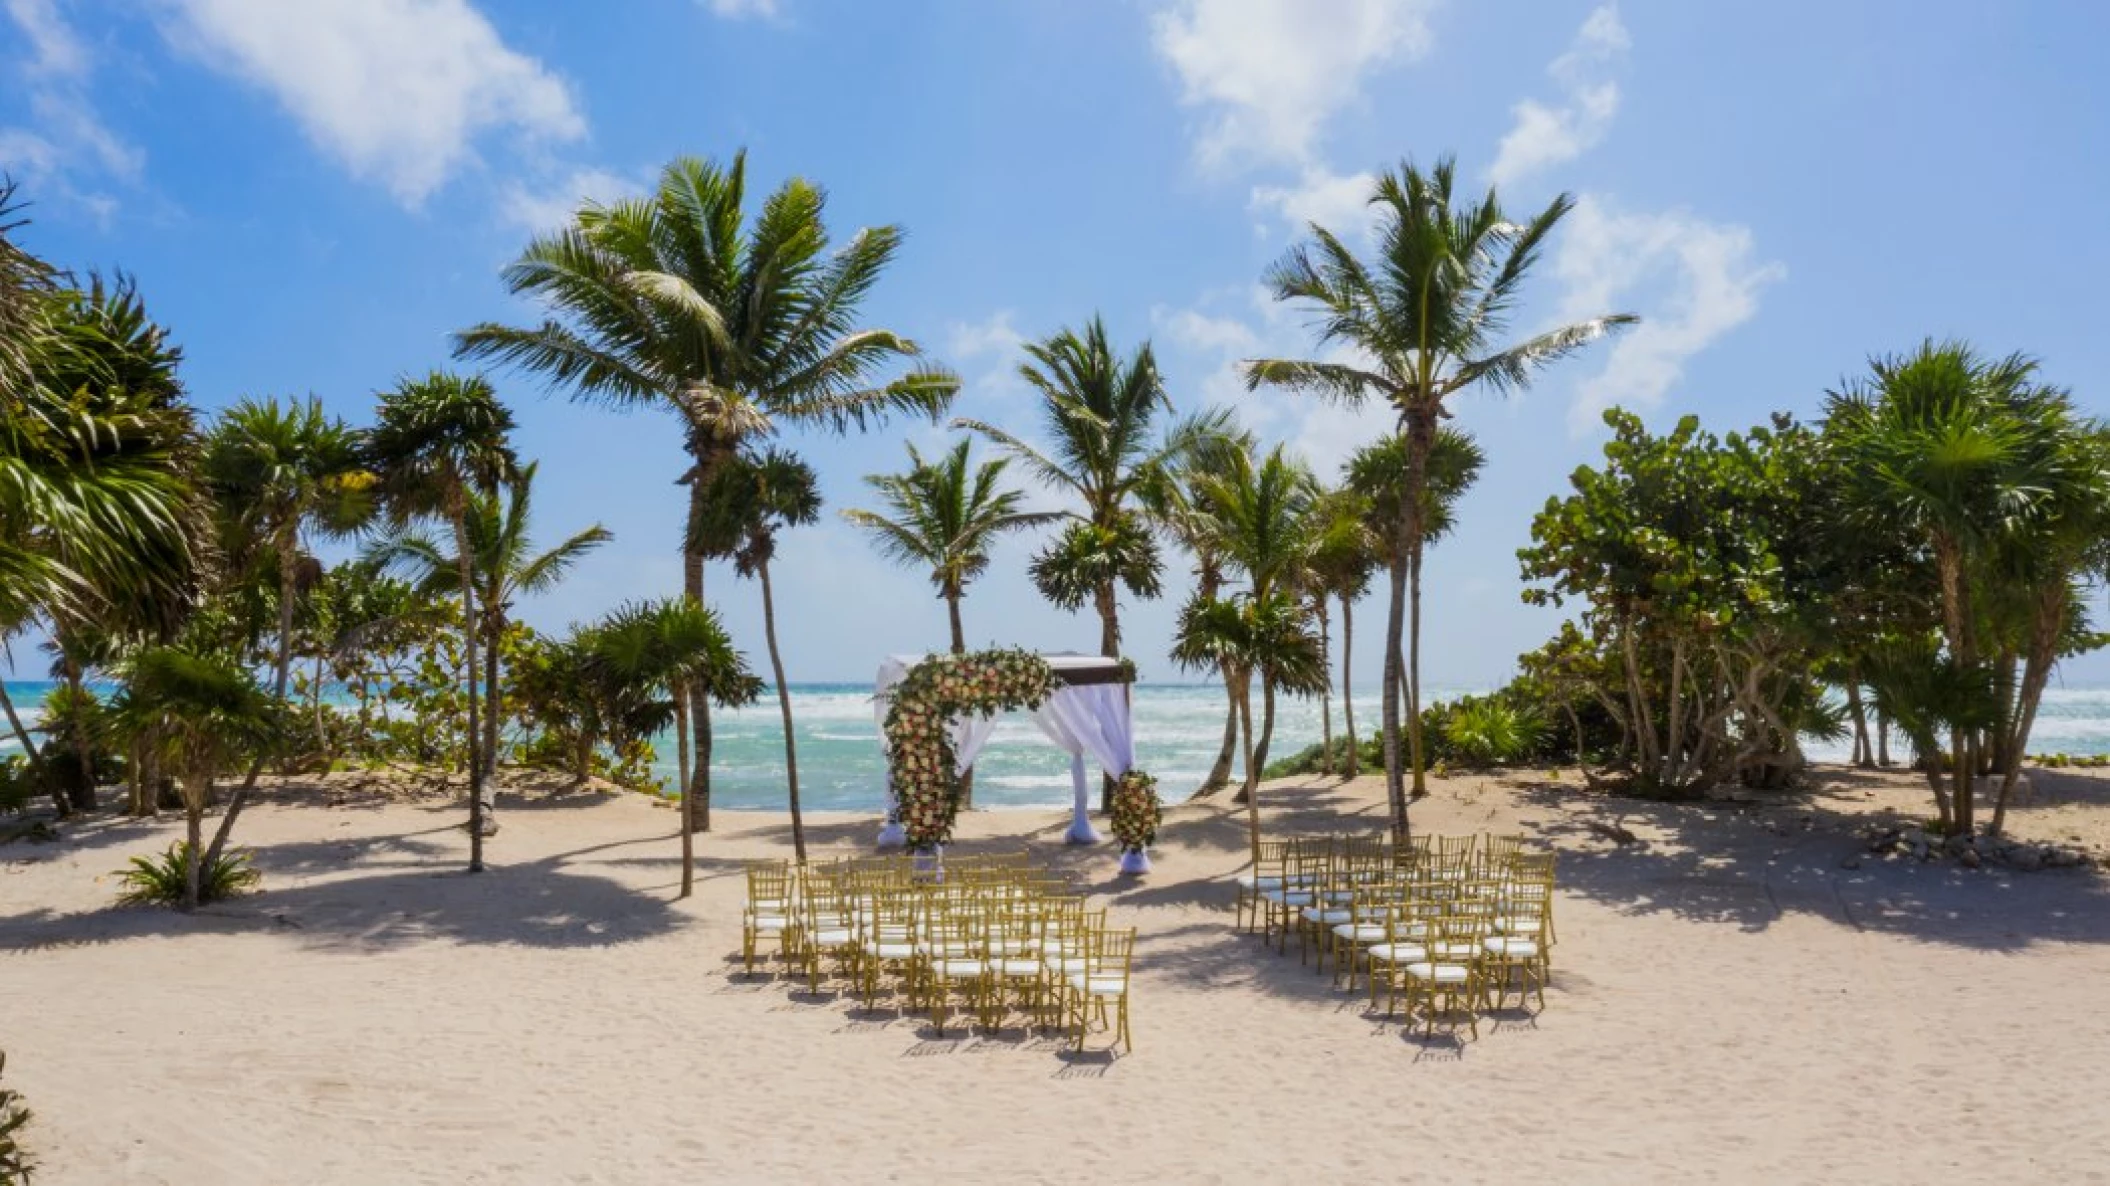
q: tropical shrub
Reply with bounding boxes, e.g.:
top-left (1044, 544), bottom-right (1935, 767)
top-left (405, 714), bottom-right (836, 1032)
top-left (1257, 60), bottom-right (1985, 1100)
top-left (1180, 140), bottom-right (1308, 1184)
top-left (116, 841), bottom-right (261, 906)
top-left (1443, 699), bottom-right (1546, 768)
top-left (0, 1049), bottom-right (30, 1185)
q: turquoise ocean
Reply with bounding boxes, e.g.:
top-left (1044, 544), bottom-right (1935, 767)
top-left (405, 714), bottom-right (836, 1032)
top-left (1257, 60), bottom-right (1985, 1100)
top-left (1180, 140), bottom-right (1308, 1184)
top-left (12, 679), bottom-right (2110, 811)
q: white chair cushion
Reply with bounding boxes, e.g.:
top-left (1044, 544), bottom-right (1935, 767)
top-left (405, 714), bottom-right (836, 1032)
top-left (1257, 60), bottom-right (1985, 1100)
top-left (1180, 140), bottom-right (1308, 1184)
top-left (1043, 956), bottom-right (1090, 975)
top-left (1405, 962), bottom-right (1470, 983)
top-left (1495, 915), bottom-right (1544, 936)
top-left (749, 916), bottom-right (789, 933)
top-left (865, 941), bottom-right (915, 959)
top-left (1484, 936), bottom-right (1539, 958)
top-left (1261, 890), bottom-right (1315, 906)
top-left (1300, 907), bottom-right (1353, 924)
top-left (997, 958), bottom-right (1043, 976)
top-left (1235, 873), bottom-right (1285, 890)
top-left (934, 958), bottom-right (987, 977)
top-left (1365, 943), bottom-right (1427, 964)
top-left (1066, 972), bottom-right (1127, 996)
top-left (1332, 923), bottom-right (1388, 942)
top-left (810, 928), bottom-right (854, 947)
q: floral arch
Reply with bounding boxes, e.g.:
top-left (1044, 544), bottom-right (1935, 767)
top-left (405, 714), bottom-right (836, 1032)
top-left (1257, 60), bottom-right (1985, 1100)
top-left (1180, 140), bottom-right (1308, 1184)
top-left (877, 649), bottom-right (1161, 873)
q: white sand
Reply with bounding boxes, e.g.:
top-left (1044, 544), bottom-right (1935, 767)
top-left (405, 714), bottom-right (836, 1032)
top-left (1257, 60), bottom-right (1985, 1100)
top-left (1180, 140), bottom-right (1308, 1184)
top-left (6, 767), bottom-right (2110, 1184)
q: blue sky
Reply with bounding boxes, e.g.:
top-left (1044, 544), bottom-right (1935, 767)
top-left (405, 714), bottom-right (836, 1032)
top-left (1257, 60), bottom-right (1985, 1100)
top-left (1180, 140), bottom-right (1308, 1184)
top-left (5, 0), bottom-right (2109, 686)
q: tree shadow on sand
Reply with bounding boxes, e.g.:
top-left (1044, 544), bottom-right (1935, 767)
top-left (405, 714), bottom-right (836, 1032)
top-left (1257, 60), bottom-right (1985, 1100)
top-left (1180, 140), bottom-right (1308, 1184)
top-left (1498, 772), bottom-right (2110, 953)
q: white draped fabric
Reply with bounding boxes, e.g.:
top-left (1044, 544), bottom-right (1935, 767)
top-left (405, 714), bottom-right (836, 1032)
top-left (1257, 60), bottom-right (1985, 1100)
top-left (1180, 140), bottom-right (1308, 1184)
top-left (872, 653), bottom-right (1134, 851)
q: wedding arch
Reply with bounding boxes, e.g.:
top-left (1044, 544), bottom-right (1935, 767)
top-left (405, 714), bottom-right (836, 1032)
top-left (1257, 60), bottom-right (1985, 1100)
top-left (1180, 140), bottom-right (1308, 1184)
top-left (873, 649), bottom-right (1161, 873)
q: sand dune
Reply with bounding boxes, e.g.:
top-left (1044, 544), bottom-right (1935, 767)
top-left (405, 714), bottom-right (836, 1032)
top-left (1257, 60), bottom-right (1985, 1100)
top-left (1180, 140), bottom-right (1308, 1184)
top-left (4, 767), bottom-right (2109, 1184)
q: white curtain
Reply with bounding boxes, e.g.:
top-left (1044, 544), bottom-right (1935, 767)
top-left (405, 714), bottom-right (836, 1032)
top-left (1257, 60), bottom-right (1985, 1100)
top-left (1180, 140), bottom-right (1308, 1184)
top-left (1033, 683), bottom-right (1134, 778)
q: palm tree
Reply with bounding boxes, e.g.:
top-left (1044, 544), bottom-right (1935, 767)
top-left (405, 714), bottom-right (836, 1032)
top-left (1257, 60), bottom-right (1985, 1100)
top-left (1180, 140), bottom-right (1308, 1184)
top-left (958, 317), bottom-right (1231, 661)
top-left (1141, 424), bottom-right (1258, 793)
top-left (373, 462), bottom-right (610, 815)
top-left (1304, 484), bottom-right (1378, 778)
top-left (1827, 342), bottom-right (2078, 834)
top-left (366, 371), bottom-right (517, 869)
top-left (9, 275), bottom-right (204, 813)
top-left (200, 396), bottom-right (369, 862)
top-left (843, 438), bottom-right (1055, 809)
top-left (593, 597), bottom-right (760, 896)
top-left (1245, 157), bottom-right (1633, 839)
top-left (107, 645), bottom-right (281, 908)
top-left (696, 449), bottom-right (822, 860)
top-left (1171, 588), bottom-right (1326, 857)
top-left (843, 439), bottom-right (1057, 653)
top-left (1188, 445), bottom-right (1323, 801)
top-left (1345, 426), bottom-right (1487, 735)
top-left (454, 152), bottom-right (958, 830)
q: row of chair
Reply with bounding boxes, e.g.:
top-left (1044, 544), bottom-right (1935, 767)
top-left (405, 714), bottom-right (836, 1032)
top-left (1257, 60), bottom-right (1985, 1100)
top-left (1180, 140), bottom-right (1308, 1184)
top-left (740, 854), bottom-right (1138, 1052)
top-left (1236, 833), bottom-right (1557, 1039)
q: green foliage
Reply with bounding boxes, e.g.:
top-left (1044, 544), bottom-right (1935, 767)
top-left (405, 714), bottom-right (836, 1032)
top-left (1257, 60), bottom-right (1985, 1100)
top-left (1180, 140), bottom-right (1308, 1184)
top-left (115, 841), bottom-right (261, 906)
top-left (0, 1048), bottom-right (31, 1185)
top-left (1442, 698), bottom-right (1546, 767)
top-left (843, 439), bottom-right (1056, 610)
top-left (0, 757), bottom-right (31, 815)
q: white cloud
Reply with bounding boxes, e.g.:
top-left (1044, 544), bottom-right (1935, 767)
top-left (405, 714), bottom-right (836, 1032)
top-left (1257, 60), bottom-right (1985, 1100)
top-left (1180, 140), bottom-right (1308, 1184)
top-left (1150, 0), bottom-right (1438, 170)
top-left (1555, 195), bottom-right (1785, 433)
top-left (8, 0), bottom-right (86, 77)
top-left (1, 0), bottom-right (140, 216)
top-left (1249, 166), bottom-right (1377, 239)
top-left (701, 0), bottom-right (778, 17)
top-left (946, 311), bottom-right (1025, 362)
top-left (1153, 288), bottom-right (1394, 474)
top-left (1489, 4), bottom-right (1627, 188)
top-left (499, 167), bottom-right (640, 232)
top-left (160, 0), bottom-right (585, 206)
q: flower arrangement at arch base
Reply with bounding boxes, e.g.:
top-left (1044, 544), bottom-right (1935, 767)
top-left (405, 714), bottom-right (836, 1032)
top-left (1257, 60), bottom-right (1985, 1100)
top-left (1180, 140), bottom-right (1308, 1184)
top-left (1109, 770), bottom-right (1162, 875)
top-left (887, 649), bottom-right (1062, 851)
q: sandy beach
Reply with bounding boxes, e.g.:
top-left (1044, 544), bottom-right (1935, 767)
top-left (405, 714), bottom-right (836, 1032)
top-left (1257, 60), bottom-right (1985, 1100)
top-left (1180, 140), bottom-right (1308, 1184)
top-left (6, 768), bottom-right (2110, 1184)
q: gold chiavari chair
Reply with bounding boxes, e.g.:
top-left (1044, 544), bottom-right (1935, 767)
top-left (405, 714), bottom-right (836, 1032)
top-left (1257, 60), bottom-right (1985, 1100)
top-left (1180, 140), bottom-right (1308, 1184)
top-left (914, 900), bottom-right (991, 1035)
top-left (1367, 896), bottom-right (1436, 1015)
top-left (1061, 927), bottom-right (1136, 1053)
top-left (1484, 878), bottom-right (1552, 1009)
top-left (1236, 839), bottom-right (1291, 933)
top-left (741, 861), bottom-right (794, 974)
top-left (856, 889), bottom-right (920, 1011)
top-left (795, 878), bottom-right (860, 993)
top-left (1401, 914), bottom-right (1491, 1039)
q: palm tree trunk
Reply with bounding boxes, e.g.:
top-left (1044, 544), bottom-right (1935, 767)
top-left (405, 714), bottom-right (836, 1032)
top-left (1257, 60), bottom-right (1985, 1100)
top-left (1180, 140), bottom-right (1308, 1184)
top-left (1317, 600), bottom-right (1334, 776)
top-left (684, 506), bottom-right (711, 834)
top-left (1096, 580), bottom-right (1120, 814)
top-left (1402, 408), bottom-right (1435, 801)
top-left (0, 680), bottom-right (37, 764)
top-left (1340, 593), bottom-right (1358, 779)
top-left (184, 794), bottom-right (204, 911)
top-left (758, 558), bottom-right (806, 863)
top-left (1845, 675), bottom-right (1871, 768)
top-left (454, 506), bottom-right (489, 869)
top-left (205, 528), bottom-right (300, 872)
top-left (1237, 672), bottom-right (1259, 857)
top-left (948, 589), bottom-right (976, 810)
top-left (311, 653), bottom-right (328, 754)
top-left (675, 686), bottom-right (695, 898)
top-left (1935, 536), bottom-right (1973, 834)
top-left (1380, 551), bottom-right (1408, 842)
top-left (482, 608), bottom-right (503, 788)
top-left (1202, 674), bottom-right (1238, 793)
top-left (1249, 679), bottom-right (1279, 798)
